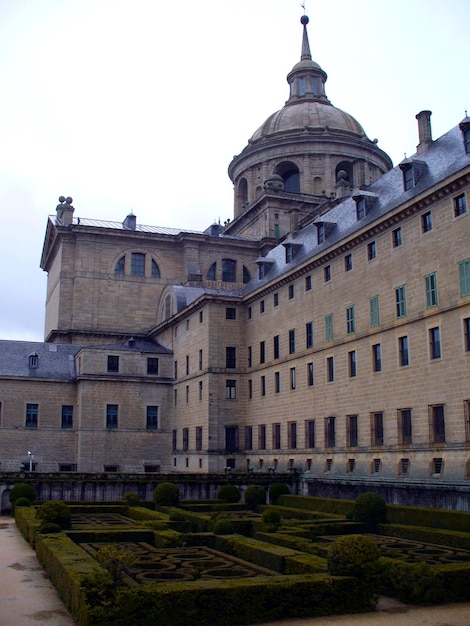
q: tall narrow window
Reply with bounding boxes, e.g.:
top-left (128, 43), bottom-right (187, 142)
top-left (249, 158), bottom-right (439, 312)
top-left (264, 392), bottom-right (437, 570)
top-left (261, 375), bottom-right (266, 396)
top-left (146, 406), bottom-right (159, 429)
top-left (307, 362), bottom-right (314, 386)
top-left (425, 272), bottom-right (438, 308)
top-left (429, 404), bottom-right (445, 444)
top-left (196, 426), bottom-right (203, 451)
top-left (306, 420), bottom-right (315, 448)
top-left (465, 400), bottom-right (470, 442)
top-left (324, 265), bottom-right (331, 282)
top-left (222, 259), bottom-right (237, 282)
top-left (225, 426), bottom-right (238, 452)
top-left (346, 305), bottom-right (355, 334)
top-left (260, 341), bottom-right (265, 364)
top-left (347, 415), bottom-right (358, 447)
top-left (248, 346), bottom-right (252, 368)
top-left (464, 318), bottom-right (470, 352)
top-left (288, 422), bottom-right (297, 449)
top-left (459, 259), bottom-right (470, 297)
top-left (398, 335), bottom-right (409, 366)
top-left (131, 252), bottom-right (145, 276)
top-left (226, 347), bottom-right (236, 368)
top-left (288, 284), bottom-right (295, 299)
top-left (371, 412), bottom-right (384, 446)
top-left (398, 409), bottom-right (412, 445)
top-left (198, 349), bottom-right (203, 370)
top-left (392, 227), bottom-right (403, 247)
top-left (258, 424), bottom-right (266, 449)
top-left (273, 335), bottom-right (280, 359)
top-left (61, 405), bottom-right (73, 429)
top-left (289, 329), bottom-right (296, 354)
top-left (274, 371), bottom-right (280, 393)
top-left (356, 198), bottom-right (366, 220)
top-left (226, 380), bottom-right (236, 399)
top-left (421, 211), bottom-right (433, 233)
top-left (248, 379), bottom-right (253, 399)
top-left (244, 426), bottom-right (253, 450)
top-left (290, 367), bottom-right (296, 390)
top-left (325, 417), bottom-right (336, 447)
top-left (183, 428), bottom-right (189, 451)
top-left (106, 404), bottom-right (118, 429)
top-left (115, 256), bottom-right (125, 275)
top-left (305, 275), bottom-right (312, 291)
top-left (272, 423), bottom-right (281, 449)
top-left (344, 253), bottom-right (353, 272)
top-left (348, 350), bottom-right (357, 378)
top-left (370, 295), bottom-right (380, 327)
top-left (325, 314), bottom-right (333, 342)
top-left (273, 292), bottom-right (279, 306)
top-left (429, 327), bottom-right (441, 359)
top-left (305, 322), bottom-right (313, 349)
top-left (327, 356), bottom-right (334, 382)
top-left (372, 343), bottom-right (382, 372)
top-left (395, 285), bottom-right (407, 318)
top-left (367, 241), bottom-right (376, 260)
top-left (454, 194), bottom-right (467, 217)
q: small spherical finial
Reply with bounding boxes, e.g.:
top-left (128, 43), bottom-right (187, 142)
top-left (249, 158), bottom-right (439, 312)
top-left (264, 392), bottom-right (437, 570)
top-left (59, 195), bottom-right (66, 203)
top-left (65, 196), bottom-right (73, 205)
top-left (300, 15), bottom-right (309, 26)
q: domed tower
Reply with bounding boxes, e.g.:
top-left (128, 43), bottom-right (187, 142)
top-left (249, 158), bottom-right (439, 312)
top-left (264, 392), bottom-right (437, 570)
top-left (225, 15), bottom-right (392, 240)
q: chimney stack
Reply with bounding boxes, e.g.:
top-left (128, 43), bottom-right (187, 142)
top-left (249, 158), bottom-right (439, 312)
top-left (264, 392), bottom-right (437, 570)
top-left (416, 110), bottom-right (433, 154)
top-left (56, 196), bottom-right (74, 226)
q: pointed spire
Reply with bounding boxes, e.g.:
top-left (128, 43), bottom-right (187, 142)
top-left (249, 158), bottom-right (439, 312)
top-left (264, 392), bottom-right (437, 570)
top-left (300, 15), bottom-right (311, 61)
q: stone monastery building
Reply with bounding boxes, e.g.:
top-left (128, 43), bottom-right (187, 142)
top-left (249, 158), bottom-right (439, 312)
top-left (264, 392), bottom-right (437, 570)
top-left (1, 16), bottom-right (470, 490)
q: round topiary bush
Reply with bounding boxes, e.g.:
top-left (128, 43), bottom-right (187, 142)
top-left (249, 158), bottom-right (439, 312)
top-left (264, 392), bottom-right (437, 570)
top-left (14, 497), bottom-right (32, 507)
top-left (9, 483), bottom-right (35, 506)
top-left (122, 492), bottom-right (141, 506)
top-left (244, 485), bottom-right (266, 509)
top-left (37, 522), bottom-right (62, 534)
top-left (327, 535), bottom-right (381, 578)
top-left (262, 509), bottom-right (281, 525)
top-left (153, 482), bottom-right (180, 507)
top-left (268, 483), bottom-right (289, 504)
top-left (217, 485), bottom-right (241, 503)
top-left (213, 517), bottom-right (234, 535)
top-left (351, 492), bottom-right (387, 532)
top-left (36, 501), bottom-right (72, 529)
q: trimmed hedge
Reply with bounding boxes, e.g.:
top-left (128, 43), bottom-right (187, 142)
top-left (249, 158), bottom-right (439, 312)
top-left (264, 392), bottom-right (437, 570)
top-left (278, 495), bottom-right (355, 516)
top-left (379, 523), bottom-right (470, 551)
top-left (386, 504), bottom-right (470, 532)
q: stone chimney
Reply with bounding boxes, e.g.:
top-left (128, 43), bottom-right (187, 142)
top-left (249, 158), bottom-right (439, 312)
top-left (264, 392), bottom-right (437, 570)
top-left (56, 196), bottom-right (74, 226)
top-left (416, 110), bottom-right (433, 154)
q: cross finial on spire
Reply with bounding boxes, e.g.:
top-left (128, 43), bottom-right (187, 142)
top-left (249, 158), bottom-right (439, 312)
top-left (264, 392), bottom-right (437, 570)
top-left (301, 2), bottom-right (307, 14)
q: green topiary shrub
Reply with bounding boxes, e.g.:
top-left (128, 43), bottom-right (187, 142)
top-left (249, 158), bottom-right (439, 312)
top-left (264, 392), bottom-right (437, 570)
top-left (351, 492), bottom-right (387, 532)
top-left (213, 517), bottom-right (234, 535)
top-left (36, 501), bottom-right (72, 529)
top-left (9, 483), bottom-right (35, 506)
top-left (217, 485), bottom-right (241, 503)
top-left (244, 485), bottom-right (266, 509)
top-left (122, 492), bottom-right (141, 505)
top-left (153, 482), bottom-right (180, 507)
top-left (327, 535), bottom-right (381, 578)
top-left (14, 497), bottom-right (32, 507)
top-left (37, 522), bottom-right (62, 534)
top-left (262, 509), bottom-right (281, 525)
top-left (268, 483), bottom-right (290, 504)
top-left (386, 561), bottom-right (445, 604)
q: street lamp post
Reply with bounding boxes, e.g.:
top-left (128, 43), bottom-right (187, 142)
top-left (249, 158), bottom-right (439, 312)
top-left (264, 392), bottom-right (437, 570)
top-left (27, 450), bottom-right (33, 472)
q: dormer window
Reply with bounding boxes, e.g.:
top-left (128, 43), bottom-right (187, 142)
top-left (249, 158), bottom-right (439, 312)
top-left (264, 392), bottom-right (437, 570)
top-left (256, 257), bottom-right (274, 280)
top-left (356, 198), bottom-right (365, 220)
top-left (314, 220), bottom-right (335, 244)
top-left (459, 117), bottom-right (470, 154)
top-left (28, 353), bottom-right (38, 369)
top-left (317, 223), bottom-right (325, 243)
top-left (283, 241), bottom-right (302, 263)
top-left (399, 159), bottom-right (427, 191)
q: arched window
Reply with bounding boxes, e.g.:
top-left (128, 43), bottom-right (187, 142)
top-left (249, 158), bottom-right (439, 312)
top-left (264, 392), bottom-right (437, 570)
top-left (236, 178), bottom-right (249, 214)
top-left (276, 162), bottom-right (300, 193)
top-left (243, 266), bottom-right (250, 284)
top-left (115, 256), bottom-right (125, 275)
top-left (335, 161), bottom-right (354, 186)
top-left (207, 262), bottom-right (217, 281)
top-left (222, 259), bottom-right (237, 282)
top-left (151, 260), bottom-right (160, 278)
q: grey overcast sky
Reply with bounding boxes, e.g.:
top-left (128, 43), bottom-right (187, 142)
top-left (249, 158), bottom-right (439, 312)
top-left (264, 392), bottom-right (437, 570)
top-left (0, 0), bottom-right (469, 341)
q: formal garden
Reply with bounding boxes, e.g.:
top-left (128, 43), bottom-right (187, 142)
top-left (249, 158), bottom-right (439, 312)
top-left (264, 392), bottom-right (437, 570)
top-left (9, 481), bottom-right (470, 626)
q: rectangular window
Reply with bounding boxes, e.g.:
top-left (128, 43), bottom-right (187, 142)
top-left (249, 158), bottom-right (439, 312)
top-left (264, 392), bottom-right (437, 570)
top-left (106, 404), bottom-right (118, 429)
top-left (398, 335), bottom-right (409, 366)
top-left (454, 194), bottom-right (467, 217)
top-left (182, 428), bottom-right (189, 451)
top-left (174, 388), bottom-right (177, 406)
top-left (174, 360), bottom-right (178, 379)
top-left (459, 259), bottom-right (470, 296)
top-left (272, 423), bottom-right (281, 449)
top-left (327, 356), bottom-right (334, 382)
top-left (146, 406), bottom-right (159, 429)
top-left (199, 380), bottom-right (203, 400)
top-left (186, 355), bottom-right (189, 375)
top-left (398, 408), bottom-right (412, 445)
top-left (261, 375), bottom-right (266, 396)
top-left (248, 379), bottom-right (253, 399)
top-left (199, 349), bottom-right (203, 370)
top-left (196, 426), bottom-right (203, 451)
top-left (288, 284), bottom-right (295, 299)
top-left (346, 305), bottom-right (355, 334)
top-left (273, 335), bottom-right (280, 359)
top-left (392, 227), bottom-right (402, 247)
top-left (307, 362), bottom-right (314, 386)
top-left (244, 426), bottom-right (253, 450)
top-left (260, 300), bottom-right (265, 314)
top-left (348, 350), bottom-right (357, 378)
top-left (395, 285), bottom-right (407, 318)
top-left (107, 355), bottom-right (119, 373)
top-left (371, 412), bottom-right (384, 446)
top-left (325, 416), bottom-right (336, 447)
top-left (429, 327), bottom-right (441, 359)
top-left (305, 275), bottom-right (312, 291)
top-left (325, 313), bottom-right (333, 342)
top-left (248, 306), bottom-right (252, 319)
top-left (131, 252), bottom-right (145, 276)
top-left (317, 223), bottom-right (325, 243)
top-left (226, 307), bottom-right (236, 319)
top-left (324, 265), bottom-right (331, 282)
top-left (274, 371), bottom-right (280, 393)
top-left (367, 241), bottom-right (376, 260)
top-left (61, 405), bottom-right (73, 429)
top-left (289, 329), bottom-right (296, 354)
top-left (421, 211), bottom-right (433, 233)
top-left (258, 424), bottom-right (266, 449)
top-left (172, 429), bottom-right (177, 452)
top-left (306, 419), bottom-right (315, 448)
top-left (290, 367), bottom-right (296, 390)
top-left (222, 258), bottom-right (236, 282)
top-left (186, 385), bottom-right (189, 403)
top-left (344, 253), bottom-right (353, 272)
top-left (288, 422), bottom-right (297, 449)
top-left (273, 292), bottom-right (279, 306)
top-left (464, 318), bottom-right (470, 352)
top-left (226, 379), bottom-right (236, 399)
top-left (347, 415), bottom-right (358, 447)
top-left (260, 341), bottom-right (265, 364)
top-left (147, 357), bottom-right (159, 374)
top-left (465, 400), bottom-right (470, 442)
top-left (367, 296), bottom-right (379, 329)
top-left (372, 343), bottom-right (382, 372)
top-left (226, 347), bottom-right (236, 368)
top-left (429, 404), bottom-right (446, 444)
top-left (403, 166), bottom-right (415, 191)
top-left (248, 346), bottom-right (252, 368)
top-left (425, 272), bottom-right (438, 308)
top-left (306, 322), bottom-right (313, 349)
top-left (356, 198), bottom-right (366, 220)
